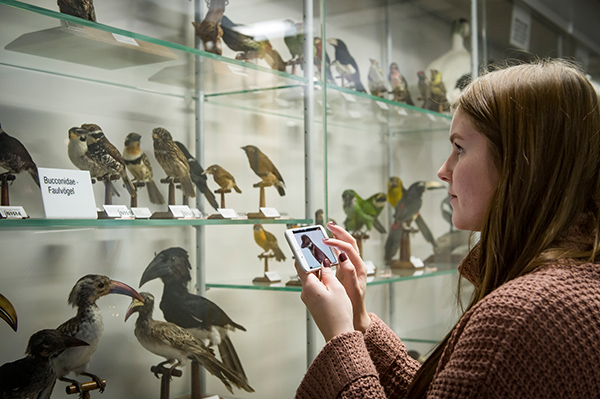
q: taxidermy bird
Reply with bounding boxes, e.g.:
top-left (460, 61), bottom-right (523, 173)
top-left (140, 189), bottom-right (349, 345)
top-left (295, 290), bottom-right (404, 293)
top-left (429, 69), bottom-right (450, 112)
top-left (152, 127), bottom-right (195, 198)
top-left (81, 124), bottom-right (137, 198)
top-left (0, 293), bottom-right (17, 332)
top-left (327, 38), bottom-right (365, 92)
top-left (387, 176), bottom-right (404, 208)
top-left (40, 275), bottom-right (144, 399)
top-left (253, 224), bottom-right (286, 261)
top-left (0, 123), bottom-right (39, 187)
top-left (368, 58), bottom-right (387, 98)
top-left (417, 70), bottom-right (433, 109)
top-left (283, 19), bottom-right (304, 73)
top-left (221, 16), bottom-right (286, 72)
top-left (57, 0), bottom-right (96, 22)
top-left (202, 164), bottom-right (241, 194)
top-left (384, 181), bottom-right (443, 263)
top-left (123, 132), bottom-right (165, 205)
top-left (389, 63), bottom-right (414, 105)
top-left (139, 248), bottom-right (251, 388)
top-left (342, 189), bottom-right (383, 234)
top-left (174, 142), bottom-right (219, 211)
top-left (241, 145), bottom-right (285, 196)
top-left (426, 18), bottom-right (471, 103)
top-left (0, 329), bottom-right (88, 399)
top-left (314, 37), bottom-right (335, 84)
top-left (68, 127), bottom-right (121, 197)
top-left (125, 292), bottom-right (253, 393)
top-left (300, 234), bottom-right (329, 266)
top-left (191, 0), bottom-right (226, 55)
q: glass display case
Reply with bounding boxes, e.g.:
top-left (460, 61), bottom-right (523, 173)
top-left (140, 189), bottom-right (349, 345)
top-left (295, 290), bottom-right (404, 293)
top-left (0, 0), bottom-right (598, 398)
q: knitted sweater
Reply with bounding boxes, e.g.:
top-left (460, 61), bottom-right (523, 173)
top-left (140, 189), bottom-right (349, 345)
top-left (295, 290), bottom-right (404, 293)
top-left (296, 216), bottom-right (600, 398)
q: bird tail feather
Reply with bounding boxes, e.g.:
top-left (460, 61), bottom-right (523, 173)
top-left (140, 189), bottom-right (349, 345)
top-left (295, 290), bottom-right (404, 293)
top-left (384, 223), bottom-right (402, 264)
top-left (274, 247), bottom-right (286, 262)
top-left (234, 185), bottom-right (242, 194)
top-left (276, 183), bottom-right (285, 196)
top-left (146, 180), bottom-right (165, 205)
top-left (29, 167), bottom-right (40, 187)
top-left (180, 175), bottom-right (196, 198)
top-left (121, 172), bottom-right (137, 197)
top-left (373, 217), bottom-right (387, 234)
top-left (415, 215), bottom-right (437, 248)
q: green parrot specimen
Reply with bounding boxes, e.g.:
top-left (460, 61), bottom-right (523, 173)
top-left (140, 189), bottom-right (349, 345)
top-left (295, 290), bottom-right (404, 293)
top-left (342, 190), bottom-right (387, 234)
top-left (283, 20), bottom-right (303, 73)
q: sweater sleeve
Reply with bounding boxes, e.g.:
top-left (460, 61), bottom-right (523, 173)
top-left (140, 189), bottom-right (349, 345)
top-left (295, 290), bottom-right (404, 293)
top-left (295, 314), bottom-right (420, 399)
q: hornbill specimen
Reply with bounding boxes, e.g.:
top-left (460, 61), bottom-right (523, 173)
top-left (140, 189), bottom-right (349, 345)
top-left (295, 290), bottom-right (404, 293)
top-left (0, 293), bottom-right (17, 332)
top-left (0, 329), bottom-right (88, 399)
top-left (139, 247), bottom-right (250, 388)
top-left (39, 275), bottom-right (144, 399)
top-left (125, 292), bottom-right (253, 393)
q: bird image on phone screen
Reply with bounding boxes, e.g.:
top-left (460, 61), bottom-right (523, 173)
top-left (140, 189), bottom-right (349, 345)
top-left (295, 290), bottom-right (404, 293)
top-left (300, 234), bottom-right (330, 266)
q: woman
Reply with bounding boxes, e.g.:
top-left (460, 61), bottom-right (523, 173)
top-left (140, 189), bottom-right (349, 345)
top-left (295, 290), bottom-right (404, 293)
top-left (295, 59), bottom-right (600, 398)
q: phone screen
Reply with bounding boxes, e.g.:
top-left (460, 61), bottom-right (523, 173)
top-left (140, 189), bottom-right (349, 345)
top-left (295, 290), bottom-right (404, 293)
top-left (290, 226), bottom-right (338, 270)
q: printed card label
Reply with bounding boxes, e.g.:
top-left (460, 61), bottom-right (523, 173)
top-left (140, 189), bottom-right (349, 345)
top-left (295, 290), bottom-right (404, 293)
top-left (260, 207), bottom-right (280, 218)
top-left (103, 205), bottom-right (134, 219)
top-left (169, 205), bottom-right (195, 219)
top-left (0, 206), bottom-right (28, 219)
top-left (131, 207), bottom-right (152, 219)
top-left (217, 208), bottom-right (238, 219)
top-left (38, 168), bottom-right (97, 219)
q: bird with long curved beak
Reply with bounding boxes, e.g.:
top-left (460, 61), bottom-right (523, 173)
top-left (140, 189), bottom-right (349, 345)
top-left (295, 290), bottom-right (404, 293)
top-left (125, 292), bottom-right (253, 393)
top-left (0, 293), bottom-right (17, 332)
top-left (139, 248), bottom-right (251, 390)
top-left (39, 275), bottom-right (144, 399)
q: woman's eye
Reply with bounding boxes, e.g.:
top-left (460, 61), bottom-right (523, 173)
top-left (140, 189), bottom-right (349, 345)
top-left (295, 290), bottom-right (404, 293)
top-left (454, 143), bottom-right (463, 154)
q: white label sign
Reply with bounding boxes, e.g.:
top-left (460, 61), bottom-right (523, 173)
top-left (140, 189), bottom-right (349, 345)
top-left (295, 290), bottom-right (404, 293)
top-left (38, 168), bottom-right (97, 219)
top-left (131, 207), bottom-right (152, 219)
top-left (103, 205), bottom-right (134, 219)
top-left (510, 4), bottom-right (531, 50)
top-left (169, 205), bottom-right (195, 219)
top-left (260, 207), bottom-right (280, 218)
top-left (217, 208), bottom-right (238, 219)
top-left (0, 206), bottom-right (28, 219)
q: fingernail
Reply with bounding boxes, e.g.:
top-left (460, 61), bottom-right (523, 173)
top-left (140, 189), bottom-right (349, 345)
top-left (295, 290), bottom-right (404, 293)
top-left (328, 220), bottom-right (336, 226)
top-left (323, 259), bottom-right (331, 268)
top-left (339, 253), bottom-right (348, 262)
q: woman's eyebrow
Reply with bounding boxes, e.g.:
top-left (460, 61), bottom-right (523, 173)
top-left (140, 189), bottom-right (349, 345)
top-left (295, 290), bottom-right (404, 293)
top-left (449, 133), bottom-right (464, 143)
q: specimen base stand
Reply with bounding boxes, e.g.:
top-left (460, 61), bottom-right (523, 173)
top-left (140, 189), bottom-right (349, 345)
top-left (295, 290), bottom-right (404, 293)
top-left (66, 379), bottom-right (106, 399)
top-left (390, 227), bottom-right (415, 269)
top-left (0, 173), bottom-right (15, 206)
top-left (253, 252), bottom-right (280, 283)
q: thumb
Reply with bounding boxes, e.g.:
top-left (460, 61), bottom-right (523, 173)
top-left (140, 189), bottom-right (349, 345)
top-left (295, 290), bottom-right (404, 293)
top-left (319, 259), bottom-right (336, 284)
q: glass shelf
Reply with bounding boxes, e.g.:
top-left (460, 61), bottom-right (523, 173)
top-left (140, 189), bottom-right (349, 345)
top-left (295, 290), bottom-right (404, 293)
top-left (0, 0), bottom-right (305, 98)
top-left (206, 83), bottom-right (452, 134)
top-left (206, 262), bottom-right (457, 292)
top-left (0, 217), bottom-right (311, 229)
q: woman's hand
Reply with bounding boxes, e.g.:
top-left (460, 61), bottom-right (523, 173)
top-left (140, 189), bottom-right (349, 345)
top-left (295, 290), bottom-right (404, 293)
top-left (322, 222), bottom-right (371, 333)
top-left (295, 259), bottom-right (354, 342)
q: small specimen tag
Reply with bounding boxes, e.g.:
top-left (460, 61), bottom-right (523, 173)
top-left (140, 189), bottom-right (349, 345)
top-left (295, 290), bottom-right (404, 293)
top-left (0, 206), bottom-right (28, 219)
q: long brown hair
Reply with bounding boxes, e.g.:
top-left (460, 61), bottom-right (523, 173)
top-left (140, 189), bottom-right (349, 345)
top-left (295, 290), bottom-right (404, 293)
top-left (406, 59), bottom-right (600, 398)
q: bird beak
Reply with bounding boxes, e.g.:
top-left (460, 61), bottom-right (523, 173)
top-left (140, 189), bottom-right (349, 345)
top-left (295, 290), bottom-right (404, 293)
top-left (425, 181), bottom-right (446, 190)
top-left (139, 256), bottom-right (171, 287)
top-left (0, 293), bottom-right (17, 332)
top-left (109, 280), bottom-right (144, 302)
top-left (124, 297), bottom-right (145, 322)
top-left (326, 38), bottom-right (337, 45)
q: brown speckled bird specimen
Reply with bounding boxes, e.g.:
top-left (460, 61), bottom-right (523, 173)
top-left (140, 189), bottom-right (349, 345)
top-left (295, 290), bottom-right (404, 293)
top-left (152, 127), bottom-right (195, 198)
top-left (241, 145), bottom-right (285, 196)
top-left (0, 123), bottom-right (40, 187)
top-left (202, 164), bottom-right (241, 194)
top-left (126, 292), bottom-right (254, 393)
top-left (253, 224), bottom-right (286, 261)
top-left (0, 330), bottom-right (88, 399)
top-left (123, 132), bottom-right (165, 205)
top-left (82, 124), bottom-right (137, 198)
top-left (57, 0), bottom-right (96, 21)
top-left (191, 0), bottom-right (226, 55)
top-left (68, 126), bottom-right (121, 197)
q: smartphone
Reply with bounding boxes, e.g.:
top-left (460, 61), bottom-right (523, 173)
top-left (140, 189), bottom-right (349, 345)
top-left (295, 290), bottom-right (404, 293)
top-left (284, 225), bottom-right (339, 272)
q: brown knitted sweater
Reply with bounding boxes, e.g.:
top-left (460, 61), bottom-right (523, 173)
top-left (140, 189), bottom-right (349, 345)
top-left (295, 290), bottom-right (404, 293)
top-left (296, 215), bottom-right (600, 398)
